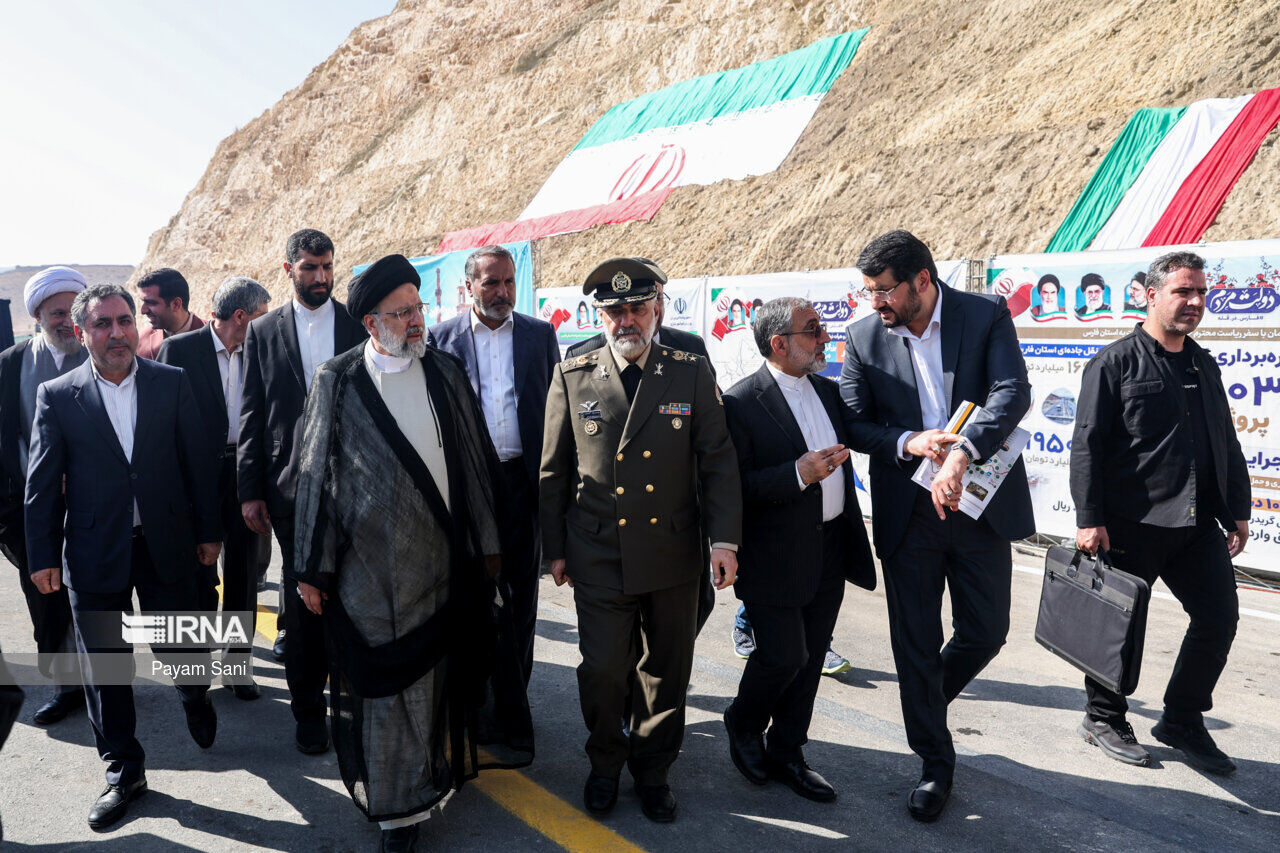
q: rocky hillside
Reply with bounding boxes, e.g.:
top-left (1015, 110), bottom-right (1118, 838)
top-left (136, 0), bottom-right (1280, 311)
top-left (1, 265), bottom-right (134, 336)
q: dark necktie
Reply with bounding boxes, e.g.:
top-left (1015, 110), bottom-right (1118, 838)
top-left (622, 363), bottom-right (642, 405)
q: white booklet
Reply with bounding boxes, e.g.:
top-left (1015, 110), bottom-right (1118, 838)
top-left (910, 400), bottom-right (1030, 520)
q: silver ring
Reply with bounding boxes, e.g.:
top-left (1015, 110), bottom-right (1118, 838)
top-left (931, 444), bottom-right (941, 454)
top-left (944, 488), bottom-right (955, 497)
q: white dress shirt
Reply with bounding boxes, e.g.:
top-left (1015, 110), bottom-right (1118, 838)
top-left (92, 358), bottom-right (141, 525)
top-left (363, 341), bottom-right (451, 510)
top-left (292, 297), bottom-right (336, 391)
top-left (765, 362), bottom-right (845, 522)
top-left (211, 327), bottom-right (244, 444)
top-left (470, 311), bottom-right (522, 461)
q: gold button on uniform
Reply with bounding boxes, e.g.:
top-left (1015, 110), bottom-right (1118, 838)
top-left (650, 517), bottom-right (658, 525)
top-left (616, 487), bottom-right (625, 495)
top-left (617, 453), bottom-right (625, 462)
top-left (643, 451), bottom-right (651, 458)
top-left (619, 518), bottom-right (628, 527)
top-left (645, 484), bottom-right (654, 492)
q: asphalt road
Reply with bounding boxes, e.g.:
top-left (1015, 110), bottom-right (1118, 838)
top-left (1, 534), bottom-right (1278, 851)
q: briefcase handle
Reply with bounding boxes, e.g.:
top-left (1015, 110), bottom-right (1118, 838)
top-left (1065, 548), bottom-right (1112, 589)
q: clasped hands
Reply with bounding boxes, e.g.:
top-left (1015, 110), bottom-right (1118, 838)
top-left (905, 429), bottom-right (969, 521)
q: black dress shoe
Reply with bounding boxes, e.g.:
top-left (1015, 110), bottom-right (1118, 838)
top-left (907, 777), bottom-right (952, 823)
top-left (634, 783), bottom-right (677, 823)
top-left (380, 823), bottom-right (419, 852)
top-left (88, 777), bottom-right (147, 829)
top-left (723, 706), bottom-right (767, 785)
top-left (296, 718), bottom-right (331, 754)
top-left (184, 698), bottom-right (217, 749)
top-left (766, 755), bottom-right (836, 802)
top-left (272, 630), bottom-right (287, 662)
top-left (33, 687), bottom-right (85, 725)
top-left (224, 678), bottom-right (261, 701)
top-left (583, 771), bottom-right (619, 815)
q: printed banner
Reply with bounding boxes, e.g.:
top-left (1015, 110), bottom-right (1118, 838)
top-left (989, 239), bottom-right (1280, 572)
top-left (353, 241), bottom-right (534, 327)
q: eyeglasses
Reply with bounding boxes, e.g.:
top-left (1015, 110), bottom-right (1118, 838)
top-left (855, 280), bottom-right (908, 302)
top-left (777, 323), bottom-right (826, 338)
top-left (371, 302), bottom-right (426, 322)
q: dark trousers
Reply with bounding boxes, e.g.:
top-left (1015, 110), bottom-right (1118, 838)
top-left (882, 491), bottom-right (1012, 782)
top-left (1, 512), bottom-right (77, 687)
top-left (207, 454), bottom-right (258, 669)
top-left (574, 575), bottom-right (699, 786)
top-left (732, 518), bottom-right (848, 758)
top-left (67, 532), bottom-right (209, 786)
top-left (1085, 516), bottom-right (1238, 724)
top-left (276, 515), bottom-right (328, 723)
top-left (499, 458), bottom-right (540, 687)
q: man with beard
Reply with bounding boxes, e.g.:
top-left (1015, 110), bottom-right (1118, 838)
top-left (293, 254), bottom-right (531, 852)
top-left (720, 297), bottom-right (876, 802)
top-left (238, 228), bottom-right (367, 754)
top-left (158, 276), bottom-right (271, 700)
top-left (1071, 252), bottom-right (1249, 775)
top-left (541, 257), bottom-right (741, 823)
top-left (26, 284), bottom-right (221, 827)
top-left (1076, 274), bottom-right (1112, 318)
top-left (135, 268), bottom-right (204, 359)
top-left (426, 245), bottom-right (559, 686)
top-left (840, 230), bottom-right (1033, 822)
top-left (0, 267), bottom-right (89, 724)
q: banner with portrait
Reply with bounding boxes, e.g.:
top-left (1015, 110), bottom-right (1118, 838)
top-left (537, 279), bottom-right (706, 356)
top-left (989, 239), bottom-right (1280, 572)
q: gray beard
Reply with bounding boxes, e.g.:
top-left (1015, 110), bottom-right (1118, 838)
top-left (606, 326), bottom-right (653, 361)
top-left (41, 327), bottom-right (82, 356)
top-left (374, 317), bottom-right (428, 359)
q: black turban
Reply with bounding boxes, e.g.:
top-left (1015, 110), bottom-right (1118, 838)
top-left (347, 254), bottom-right (421, 319)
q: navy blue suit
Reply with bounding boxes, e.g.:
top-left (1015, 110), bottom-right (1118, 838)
top-left (427, 310), bottom-right (559, 683)
top-left (840, 282), bottom-right (1034, 783)
top-left (25, 357), bottom-right (221, 786)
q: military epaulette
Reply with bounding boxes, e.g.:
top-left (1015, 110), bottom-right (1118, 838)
top-left (668, 349), bottom-right (700, 364)
top-left (563, 351), bottom-right (601, 371)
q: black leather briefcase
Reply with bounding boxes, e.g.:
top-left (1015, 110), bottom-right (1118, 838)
top-left (1034, 546), bottom-right (1151, 696)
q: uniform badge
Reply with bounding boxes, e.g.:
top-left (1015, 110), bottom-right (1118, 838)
top-left (672, 351), bottom-right (686, 361)
top-left (653, 362), bottom-right (663, 376)
top-left (659, 403), bottom-right (691, 416)
top-left (595, 364), bottom-right (610, 380)
top-left (612, 271), bottom-right (631, 293)
top-left (671, 417), bottom-right (683, 430)
top-left (578, 400), bottom-right (603, 420)
top-left (584, 420), bottom-right (600, 435)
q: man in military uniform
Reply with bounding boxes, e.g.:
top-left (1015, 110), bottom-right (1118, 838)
top-left (541, 257), bottom-right (742, 824)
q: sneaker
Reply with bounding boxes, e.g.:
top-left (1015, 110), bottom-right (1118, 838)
top-left (732, 627), bottom-right (755, 659)
top-left (1152, 718), bottom-right (1236, 775)
top-left (821, 648), bottom-right (852, 676)
top-left (1078, 715), bottom-right (1150, 766)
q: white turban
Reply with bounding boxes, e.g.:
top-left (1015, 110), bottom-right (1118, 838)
top-left (24, 266), bottom-right (88, 318)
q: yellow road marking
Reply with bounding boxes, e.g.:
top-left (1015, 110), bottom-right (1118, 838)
top-left (471, 761), bottom-right (646, 853)
top-left (226, 584), bottom-right (643, 851)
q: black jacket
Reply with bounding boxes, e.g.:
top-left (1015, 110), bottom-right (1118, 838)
top-left (236, 300), bottom-right (367, 517)
top-left (1070, 325), bottom-right (1250, 530)
top-left (156, 325), bottom-right (234, 461)
top-left (0, 339), bottom-right (34, 527)
top-left (724, 364), bottom-right (875, 605)
top-left (25, 358), bottom-right (221, 593)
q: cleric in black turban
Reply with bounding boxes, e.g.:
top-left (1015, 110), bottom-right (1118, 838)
top-left (347, 254), bottom-right (422, 319)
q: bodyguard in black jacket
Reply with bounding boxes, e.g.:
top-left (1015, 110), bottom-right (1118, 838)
top-left (1070, 251), bottom-right (1249, 776)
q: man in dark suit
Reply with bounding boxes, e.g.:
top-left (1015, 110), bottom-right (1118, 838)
top-left (0, 267), bottom-right (89, 725)
top-left (158, 276), bottom-right (271, 700)
top-left (25, 284), bottom-right (222, 828)
top-left (426, 245), bottom-right (559, 685)
top-left (721, 297), bottom-right (875, 803)
top-left (840, 230), bottom-right (1034, 822)
top-left (237, 229), bottom-right (367, 754)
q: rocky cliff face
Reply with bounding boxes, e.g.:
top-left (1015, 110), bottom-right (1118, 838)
top-left (136, 0), bottom-right (1280, 311)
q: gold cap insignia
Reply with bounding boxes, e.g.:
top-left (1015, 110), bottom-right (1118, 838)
top-left (611, 272), bottom-right (632, 293)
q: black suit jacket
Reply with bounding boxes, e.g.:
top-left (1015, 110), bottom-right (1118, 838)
top-left (426, 311), bottom-right (560, 487)
top-left (840, 283), bottom-right (1035, 560)
top-left (156, 325), bottom-right (234, 464)
top-left (566, 326), bottom-right (713, 379)
top-left (724, 364), bottom-right (875, 605)
top-left (237, 300), bottom-right (367, 517)
top-left (24, 358), bottom-right (221, 593)
top-left (0, 340), bottom-right (33, 527)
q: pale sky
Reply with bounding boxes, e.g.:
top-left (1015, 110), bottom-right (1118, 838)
top-left (0, 0), bottom-right (395, 269)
